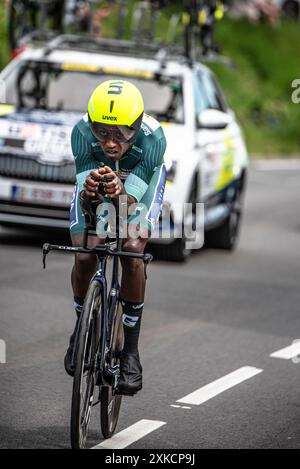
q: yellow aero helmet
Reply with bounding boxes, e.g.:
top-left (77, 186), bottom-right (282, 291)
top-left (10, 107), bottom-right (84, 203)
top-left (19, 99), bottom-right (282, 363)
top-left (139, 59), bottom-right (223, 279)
top-left (88, 80), bottom-right (144, 144)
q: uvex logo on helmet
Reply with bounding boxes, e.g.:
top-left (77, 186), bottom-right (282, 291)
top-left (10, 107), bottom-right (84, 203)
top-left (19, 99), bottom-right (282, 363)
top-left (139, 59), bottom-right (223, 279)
top-left (102, 115), bottom-right (117, 121)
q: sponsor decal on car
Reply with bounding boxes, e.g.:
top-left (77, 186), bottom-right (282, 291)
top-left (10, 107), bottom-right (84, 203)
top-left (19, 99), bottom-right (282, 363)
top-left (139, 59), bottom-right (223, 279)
top-left (0, 117), bottom-right (73, 162)
top-left (215, 136), bottom-right (236, 191)
top-left (61, 63), bottom-right (154, 80)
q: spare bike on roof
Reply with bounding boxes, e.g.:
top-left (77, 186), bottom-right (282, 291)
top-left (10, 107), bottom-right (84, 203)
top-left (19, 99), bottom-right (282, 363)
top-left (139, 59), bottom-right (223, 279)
top-left (8, 0), bottom-right (65, 50)
top-left (8, 0), bottom-right (225, 62)
top-left (8, 0), bottom-right (110, 51)
top-left (182, 0), bottom-right (225, 60)
top-left (127, 0), bottom-right (227, 64)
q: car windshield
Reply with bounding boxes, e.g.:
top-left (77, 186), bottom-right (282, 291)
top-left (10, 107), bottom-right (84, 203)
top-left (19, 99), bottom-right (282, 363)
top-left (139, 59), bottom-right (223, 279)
top-left (2, 60), bottom-right (184, 124)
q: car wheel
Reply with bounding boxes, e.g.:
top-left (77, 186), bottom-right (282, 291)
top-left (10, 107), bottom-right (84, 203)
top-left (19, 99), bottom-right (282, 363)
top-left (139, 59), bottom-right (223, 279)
top-left (160, 236), bottom-right (191, 263)
top-left (158, 174), bottom-right (199, 262)
top-left (205, 181), bottom-right (245, 251)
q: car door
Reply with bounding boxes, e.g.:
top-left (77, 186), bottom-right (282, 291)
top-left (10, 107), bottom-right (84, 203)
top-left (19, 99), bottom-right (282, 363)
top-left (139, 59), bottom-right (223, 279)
top-left (193, 67), bottom-right (239, 200)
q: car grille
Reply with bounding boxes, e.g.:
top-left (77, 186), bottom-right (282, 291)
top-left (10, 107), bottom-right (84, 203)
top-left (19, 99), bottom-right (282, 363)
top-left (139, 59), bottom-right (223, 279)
top-left (0, 153), bottom-right (76, 184)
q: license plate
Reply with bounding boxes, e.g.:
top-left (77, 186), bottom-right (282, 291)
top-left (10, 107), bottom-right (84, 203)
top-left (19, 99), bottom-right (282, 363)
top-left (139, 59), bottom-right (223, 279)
top-left (11, 184), bottom-right (73, 206)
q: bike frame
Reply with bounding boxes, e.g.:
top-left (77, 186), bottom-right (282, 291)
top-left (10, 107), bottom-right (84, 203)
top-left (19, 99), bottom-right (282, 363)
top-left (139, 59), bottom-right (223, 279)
top-left (91, 236), bottom-right (122, 383)
top-left (43, 222), bottom-right (152, 383)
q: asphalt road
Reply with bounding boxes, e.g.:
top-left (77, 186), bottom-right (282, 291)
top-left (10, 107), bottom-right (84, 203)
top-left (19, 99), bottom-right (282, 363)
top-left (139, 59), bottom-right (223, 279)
top-left (0, 164), bottom-right (300, 449)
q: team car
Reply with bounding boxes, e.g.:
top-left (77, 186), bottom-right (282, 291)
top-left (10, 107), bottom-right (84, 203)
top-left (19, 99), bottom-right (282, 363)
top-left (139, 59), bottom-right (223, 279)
top-left (0, 35), bottom-right (248, 261)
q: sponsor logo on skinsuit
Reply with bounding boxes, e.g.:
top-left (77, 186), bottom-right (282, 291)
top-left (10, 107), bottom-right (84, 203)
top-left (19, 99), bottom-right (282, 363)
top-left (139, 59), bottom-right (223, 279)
top-left (122, 313), bottom-right (139, 328)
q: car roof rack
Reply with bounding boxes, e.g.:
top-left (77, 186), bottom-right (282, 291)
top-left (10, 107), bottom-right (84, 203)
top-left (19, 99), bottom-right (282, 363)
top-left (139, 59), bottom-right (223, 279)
top-left (42, 33), bottom-right (185, 61)
top-left (19, 29), bottom-right (232, 70)
top-left (14, 1), bottom-right (233, 71)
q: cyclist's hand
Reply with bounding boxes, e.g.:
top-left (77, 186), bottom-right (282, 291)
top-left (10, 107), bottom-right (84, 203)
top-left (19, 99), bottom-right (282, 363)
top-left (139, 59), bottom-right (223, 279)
top-left (99, 166), bottom-right (125, 199)
top-left (83, 169), bottom-right (104, 197)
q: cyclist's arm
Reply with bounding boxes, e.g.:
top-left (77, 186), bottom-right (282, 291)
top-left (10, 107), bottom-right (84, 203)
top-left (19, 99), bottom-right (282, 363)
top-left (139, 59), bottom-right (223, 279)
top-left (71, 124), bottom-right (97, 194)
top-left (127, 162), bottom-right (167, 233)
top-left (124, 137), bottom-right (167, 202)
top-left (125, 137), bottom-right (167, 232)
top-left (71, 125), bottom-right (141, 208)
top-left (71, 124), bottom-right (102, 225)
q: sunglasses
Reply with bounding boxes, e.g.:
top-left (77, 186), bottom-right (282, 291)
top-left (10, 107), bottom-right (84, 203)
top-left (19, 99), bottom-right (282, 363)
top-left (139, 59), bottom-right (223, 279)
top-left (91, 123), bottom-right (136, 145)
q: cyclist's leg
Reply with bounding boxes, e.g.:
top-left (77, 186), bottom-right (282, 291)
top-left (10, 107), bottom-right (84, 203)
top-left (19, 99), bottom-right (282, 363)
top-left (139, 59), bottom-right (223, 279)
top-left (65, 232), bottom-right (105, 376)
top-left (120, 232), bottom-right (149, 303)
top-left (117, 231), bottom-right (149, 394)
top-left (69, 183), bottom-right (105, 300)
top-left (120, 227), bottom-right (150, 346)
top-left (120, 162), bottom-right (166, 303)
top-left (117, 164), bottom-right (166, 394)
top-left (65, 184), bottom-right (104, 375)
top-left (71, 232), bottom-right (103, 300)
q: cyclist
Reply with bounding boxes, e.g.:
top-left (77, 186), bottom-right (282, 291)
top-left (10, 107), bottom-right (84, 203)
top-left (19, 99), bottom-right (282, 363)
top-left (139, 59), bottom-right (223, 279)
top-left (64, 79), bottom-right (167, 396)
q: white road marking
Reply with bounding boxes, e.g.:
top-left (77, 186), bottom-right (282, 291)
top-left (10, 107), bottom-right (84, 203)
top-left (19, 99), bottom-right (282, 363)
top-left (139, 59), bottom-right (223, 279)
top-left (270, 342), bottom-right (300, 360)
top-left (252, 159), bottom-right (300, 171)
top-left (176, 366), bottom-right (263, 406)
top-left (92, 419), bottom-right (166, 449)
top-left (170, 404), bottom-right (192, 409)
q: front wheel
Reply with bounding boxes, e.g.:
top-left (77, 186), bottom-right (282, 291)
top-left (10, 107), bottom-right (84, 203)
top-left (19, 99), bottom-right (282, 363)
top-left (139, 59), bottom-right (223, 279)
top-left (70, 280), bottom-right (101, 449)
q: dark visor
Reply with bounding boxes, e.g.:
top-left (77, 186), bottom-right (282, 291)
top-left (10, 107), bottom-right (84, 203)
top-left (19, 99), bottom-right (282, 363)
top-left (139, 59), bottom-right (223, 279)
top-left (90, 122), bottom-right (136, 144)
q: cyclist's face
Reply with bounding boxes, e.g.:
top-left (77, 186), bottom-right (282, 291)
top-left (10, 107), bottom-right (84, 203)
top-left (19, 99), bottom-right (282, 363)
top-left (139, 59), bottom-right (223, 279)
top-left (100, 137), bottom-right (130, 161)
top-left (92, 124), bottom-right (133, 160)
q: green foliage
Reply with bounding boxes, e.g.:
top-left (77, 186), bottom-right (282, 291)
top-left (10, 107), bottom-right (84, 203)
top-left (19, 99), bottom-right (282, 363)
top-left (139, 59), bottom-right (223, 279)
top-left (209, 19), bottom-right (300, 156)
top-left (0, 1), bottom-right (9, 71)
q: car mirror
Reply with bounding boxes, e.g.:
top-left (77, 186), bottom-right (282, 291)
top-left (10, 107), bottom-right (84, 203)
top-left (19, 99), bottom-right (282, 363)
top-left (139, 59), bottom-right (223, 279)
top-left (197, 109), bottom-right (233, 130)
